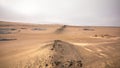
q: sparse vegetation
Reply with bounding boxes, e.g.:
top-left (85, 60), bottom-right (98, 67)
top-left (32, 28), bottom-right (47, 31)
top-left (94, 34), bottom-right (116, 38)
top-left (0, 28), bottom-right (19, 34)
top-left (0, 38), bottom-right (17, 41)
top-left (83, 28), bottom-right (94, 31)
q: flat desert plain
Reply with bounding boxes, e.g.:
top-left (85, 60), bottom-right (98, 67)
top-left (0, 21), bottom-right (120, 68)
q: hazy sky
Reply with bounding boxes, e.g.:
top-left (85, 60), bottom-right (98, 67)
top-left (0, 0), bottom-right (120, 26)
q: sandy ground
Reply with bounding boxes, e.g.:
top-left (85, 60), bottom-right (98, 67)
top-left (0, 21), bottom-right (120, 68)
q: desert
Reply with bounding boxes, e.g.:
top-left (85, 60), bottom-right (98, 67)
top-left (0, 21), bottom-right (120, 68)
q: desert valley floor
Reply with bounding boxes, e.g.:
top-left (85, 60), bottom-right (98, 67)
top-left (0, 21), bottom-right (120, 68)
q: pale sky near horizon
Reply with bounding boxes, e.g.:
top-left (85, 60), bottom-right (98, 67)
top-left (0, 0), bottom-right (120, 26)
